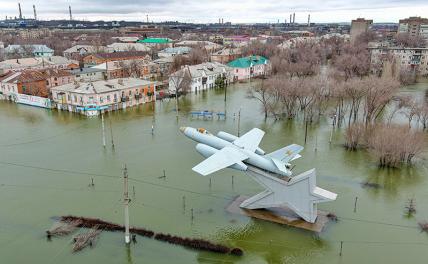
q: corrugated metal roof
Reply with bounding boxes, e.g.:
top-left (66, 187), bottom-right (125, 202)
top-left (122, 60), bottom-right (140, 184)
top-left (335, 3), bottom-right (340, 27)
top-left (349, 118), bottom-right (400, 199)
top-left (227, 56), bottom-right (268, 68)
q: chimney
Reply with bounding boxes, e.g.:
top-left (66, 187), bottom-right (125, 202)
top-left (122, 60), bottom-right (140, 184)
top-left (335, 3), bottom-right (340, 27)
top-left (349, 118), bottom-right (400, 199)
top-left (289, 14), bottom-right (292, 25)
top-left (69, 5), bottom-right (72, 21)
top-left (308, 14), bottom-right (310, 26)
top-left (33, 5), bottom-right (37, 20)
top-left (18, 3), bottom-right (22, 20)
top-left (293, 13), bottom-right (295, 24)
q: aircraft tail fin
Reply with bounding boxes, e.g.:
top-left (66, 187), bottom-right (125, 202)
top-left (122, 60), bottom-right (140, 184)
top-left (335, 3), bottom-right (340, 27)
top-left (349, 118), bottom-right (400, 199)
top-left (266, 144), bottom-right (304, 163)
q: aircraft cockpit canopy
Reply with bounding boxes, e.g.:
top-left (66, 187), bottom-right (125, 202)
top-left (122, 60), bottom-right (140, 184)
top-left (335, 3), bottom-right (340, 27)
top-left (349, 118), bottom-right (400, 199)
top-left (197, 128), bottom-right (210, 135)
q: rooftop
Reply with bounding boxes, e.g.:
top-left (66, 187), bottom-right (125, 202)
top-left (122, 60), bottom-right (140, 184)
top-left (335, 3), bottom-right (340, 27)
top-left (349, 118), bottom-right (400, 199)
top-left (4, 44), bottom-right (54, 54)
top-left (88, 51), bottom-right (149, 60)
top-left (137, 38), bottom-right (171, 44)
top-left (52, 78), bottom-right (155, 95)
top-left (159, 46), bottom-right (192, 54)
top-left (68, 67), bottom-right (106, 75)
top-left (0, 56), bottom-right (78, 70)
top-left (228, 56), bottom-right (268, 68)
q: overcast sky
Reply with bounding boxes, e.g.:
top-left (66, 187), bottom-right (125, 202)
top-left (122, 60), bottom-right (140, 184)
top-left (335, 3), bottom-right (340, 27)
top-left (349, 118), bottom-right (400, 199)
top-left (1, 0), bottom-right (428, 23)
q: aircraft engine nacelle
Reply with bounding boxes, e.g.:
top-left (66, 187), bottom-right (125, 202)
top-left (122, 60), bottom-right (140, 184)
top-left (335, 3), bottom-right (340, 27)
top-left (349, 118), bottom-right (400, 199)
top-left (195, 143), bottom-right (247, 171)
top-left (217, 131), bottom-right (265, 155)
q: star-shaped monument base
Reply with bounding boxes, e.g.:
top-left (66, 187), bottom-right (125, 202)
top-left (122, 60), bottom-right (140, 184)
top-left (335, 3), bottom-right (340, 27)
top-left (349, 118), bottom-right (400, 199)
top-left (240, 166), bottom-right (337, 223)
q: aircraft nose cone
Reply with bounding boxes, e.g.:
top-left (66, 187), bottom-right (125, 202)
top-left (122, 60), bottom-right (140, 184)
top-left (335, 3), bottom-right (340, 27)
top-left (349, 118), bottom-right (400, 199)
top-left (179, 127), bottom-right (187, 133)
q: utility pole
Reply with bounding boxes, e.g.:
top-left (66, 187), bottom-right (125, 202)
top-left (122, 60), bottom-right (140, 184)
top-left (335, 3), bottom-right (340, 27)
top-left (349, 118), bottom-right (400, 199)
top-left (109, 118), bottom-right (115, 149)
top-left (101, 113), bottom-right (106, 148)
top-left (237, 108), bottom-right (241, 137)
top-left (123, 164), bottom-right (130, 244)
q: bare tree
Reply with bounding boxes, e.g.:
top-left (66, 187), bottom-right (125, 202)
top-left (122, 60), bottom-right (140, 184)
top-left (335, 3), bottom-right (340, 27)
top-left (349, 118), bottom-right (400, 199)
top-left (246, 79), bottom-right (274, 119)
top-left (395, 33), bottom-right (426, 48)
top-left (362, 76), bottom-right (400, 125)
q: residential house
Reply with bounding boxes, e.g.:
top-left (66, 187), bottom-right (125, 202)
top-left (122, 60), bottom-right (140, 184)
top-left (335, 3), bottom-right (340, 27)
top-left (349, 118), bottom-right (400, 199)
top-left (107, 43), bottom-right (151, 52)
top-left (153, 57), bottom-right (174, 80)
top-left (158, 47), bottom-right (192, 58)
top-left (0, 70), bottom-right (48, 98)
top-left (68, 67), bottom-right (106, 82)
top-left (137, 38), bottom-right (173, 47)
top-left (82, 51), bottom-right (150, 67)
top-left (51, 78), bottom-right (156, 116)
top-left (63, 45), bottom-right (111, 60)
top-left (223, 35), bottom-right (250, 47)
top-left (169, 62), bottom-right (233, 93)
top-left (39, 68), bottom-right (74, 89)
top-left (4, 44), bottom-right (54, 58)
top-left (91, 59), bottom-right (159, 80)
top-left (210, 48), bottom-right (242, 64)
top-left (175, 41), bottom-right (222, 53)
top-left (0, 56), bottom-right (79, 72)
top-left (228, 56), bottom-right (270, 81)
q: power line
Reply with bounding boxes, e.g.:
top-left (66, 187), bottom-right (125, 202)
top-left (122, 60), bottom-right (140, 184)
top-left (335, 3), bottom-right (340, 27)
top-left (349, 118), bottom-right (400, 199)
top-left (0, 160), bottom-right (232, 201)
top-left (0, 124), bottom-right (85, 147)
top-left (0, 160), bottom-right (424, 232)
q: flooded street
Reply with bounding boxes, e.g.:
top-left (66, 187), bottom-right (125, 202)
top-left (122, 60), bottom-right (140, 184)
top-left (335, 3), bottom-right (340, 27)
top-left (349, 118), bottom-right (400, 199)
top-left (1, 81), bottom-right (428, 264)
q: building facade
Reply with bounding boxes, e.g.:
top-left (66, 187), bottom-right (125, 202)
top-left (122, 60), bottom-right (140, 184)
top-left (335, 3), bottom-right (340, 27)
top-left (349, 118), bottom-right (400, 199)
top-left (227, 56), bottom-right (270, 81)
top-left (51, 78), bottom-right (156, 116)
top-left (4, 44), bottom-right (54, 58)
top-left (398, 17), bottom-right (428, 38)
top-left (169, 62), bottom-right (233, 93)
top-left (369, 46), bottom-right (428, 77)
top-left (350, 18), bottom-right (373, 43)
top-left (82, 51), bottom-right (150, 67)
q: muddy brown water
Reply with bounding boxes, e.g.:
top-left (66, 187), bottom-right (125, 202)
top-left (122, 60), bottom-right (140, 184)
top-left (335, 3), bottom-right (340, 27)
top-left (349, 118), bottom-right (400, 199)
top-left (0, 81), bottom-right (427, 263)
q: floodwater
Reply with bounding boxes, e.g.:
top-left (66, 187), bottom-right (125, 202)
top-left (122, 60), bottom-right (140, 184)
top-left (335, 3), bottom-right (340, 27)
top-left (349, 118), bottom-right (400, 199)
top-left (0, 82), bottom-right (428, 264)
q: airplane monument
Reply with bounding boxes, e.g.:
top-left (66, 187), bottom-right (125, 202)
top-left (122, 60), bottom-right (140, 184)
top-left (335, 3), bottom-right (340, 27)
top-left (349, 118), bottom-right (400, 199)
top-left (180, 126), bottom-right (337, 224)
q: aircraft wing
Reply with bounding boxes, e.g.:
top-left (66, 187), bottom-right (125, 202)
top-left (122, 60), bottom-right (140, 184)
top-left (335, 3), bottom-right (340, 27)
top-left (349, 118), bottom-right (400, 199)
top-left (233, 128), bottom-right (265, 153)
top-left (192, 147), bottom-right (248, 176)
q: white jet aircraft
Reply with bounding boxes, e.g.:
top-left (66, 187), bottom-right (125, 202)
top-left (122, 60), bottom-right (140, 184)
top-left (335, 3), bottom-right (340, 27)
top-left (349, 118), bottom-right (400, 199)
top-left (180, 127), bottom-right (303, 177)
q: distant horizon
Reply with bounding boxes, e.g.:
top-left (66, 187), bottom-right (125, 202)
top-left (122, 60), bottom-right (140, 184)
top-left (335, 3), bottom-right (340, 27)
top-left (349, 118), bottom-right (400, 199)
top-left (1, 1), bottom-right (427, 24)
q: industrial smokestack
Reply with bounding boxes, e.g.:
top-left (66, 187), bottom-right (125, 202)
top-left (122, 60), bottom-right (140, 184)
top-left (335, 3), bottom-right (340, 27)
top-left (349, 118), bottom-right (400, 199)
top-left (308, 14), bottom-right (310, 26)
top-left (221, 18), bottom-right (224, 24)
top-left (69, 5), bottom-right (72, 21)
top-left (289, 14), bottom-right (292, 25)
top-left (33, 5), bottom-right (37, 20)
top-left (18, 3), bottom-right (22, 20)
top-left (293, 13), bottom-right (295, 24)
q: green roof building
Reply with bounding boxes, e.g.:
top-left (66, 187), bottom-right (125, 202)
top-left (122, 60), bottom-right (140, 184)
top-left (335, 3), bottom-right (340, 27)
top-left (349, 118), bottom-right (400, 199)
top-left (227, 55), bottom-right (268, 68)
top-left (137, 38), bottom-right (171, 44)
top-left (228, 56), bottom-right (269, 81)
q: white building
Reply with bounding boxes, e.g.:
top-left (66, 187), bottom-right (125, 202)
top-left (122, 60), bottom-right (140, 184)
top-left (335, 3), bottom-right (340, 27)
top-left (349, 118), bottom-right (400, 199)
top-left (63, 45), bottom-right (111, 59)
top-left (107, 43), bottom-right (151, 52)
top-left (0, 56), bottom-right (78, 72)
top-left (158, 47), bottom-right (192, 58)
top-left (51, 78), bottom-right (156, 116)
top-left (4, 44), bottom-right (54, 58)
top-left (68, 67), bottom-right (106, 82)
top-left (169, 62), bottom-right (233, 93)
